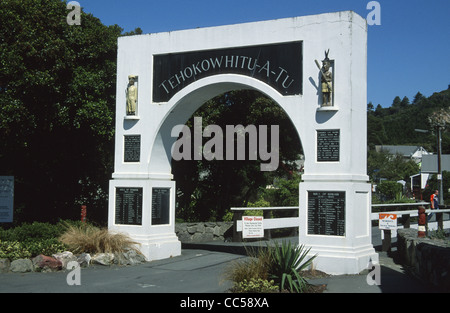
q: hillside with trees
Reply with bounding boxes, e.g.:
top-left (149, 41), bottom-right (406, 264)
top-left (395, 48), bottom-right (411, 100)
top-left (368, 88), bottom-right (450, 153)
top-left (367, 87), bottom-right (450, 203)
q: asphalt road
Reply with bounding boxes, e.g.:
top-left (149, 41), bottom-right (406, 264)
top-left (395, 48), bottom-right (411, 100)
top-left (0, 226), bottom-right (445, 294)
top-left (0, 249), bottom-right (243, 293)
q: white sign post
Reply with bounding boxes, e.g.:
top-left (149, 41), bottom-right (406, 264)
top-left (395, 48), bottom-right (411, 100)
top-left (242, 216), bottom-right (264, 239)
top-left (379, 214), bottom-right (397, 230)
top-left (0, 176), bottom-right (14, 223)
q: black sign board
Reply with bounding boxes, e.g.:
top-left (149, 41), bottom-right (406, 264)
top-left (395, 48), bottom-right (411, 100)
top-left (115, 187), bottom-right (143, 225)
top-left (152, 188), bottom-right (170, 225)
top-left (308, 191), bottom-right (345, 236)
top-left (124, 135), bottom-right (141, 163)
top-left (317, 130), bottom-right (340, 162)
top-left (153, 41), bottom-right (303, 102)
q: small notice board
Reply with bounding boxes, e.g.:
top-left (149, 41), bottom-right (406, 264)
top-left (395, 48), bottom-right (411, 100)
top-left (379, 214), bottom-right (397, 230)
top-left (242, 216), bottom-right (264, 239)
top-left (0, 176), bottom-right (14, 223)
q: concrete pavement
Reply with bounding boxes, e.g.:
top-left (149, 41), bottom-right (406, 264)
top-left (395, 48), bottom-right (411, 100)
top-left (0, 249), bottom-right (241, 293)
top-left (0, 241), bottom-right (444, 294)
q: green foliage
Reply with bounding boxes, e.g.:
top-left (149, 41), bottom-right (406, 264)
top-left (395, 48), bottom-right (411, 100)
top-left (0, 240), bottom-right (32, 260)
top-left (262, 173), bottom-right (302, 207)
top-left (0, 221), bottom-right (65, 242)
top-left (422, 172), bottom-right (450, 204)
top-left (0, 239), bottom-right (67, 261)
top-left (368, 150), bottom-right (419, 183)
top-left (267, 241), bottom-right (316, 293)
top-left (376, 181), bottom-right (403, 202)
top-left (223, 246), bottom-right (272, 284)
top-left (230, 278), bottom-right (279, 293)
top-left (428, 228), bottom-right (448, 240)
top-left (174, 90), bottom-right (302, 222)
top-left (0, 220), bottom-right (83, 260)
top-left (243, 198), bottom-right (270, 217)
top-left (368, 88), bottom-right (450, 154)
top-left (0, 0), bottom-right (124, 223)
top-left (223, 241), bottom-right (317, 293)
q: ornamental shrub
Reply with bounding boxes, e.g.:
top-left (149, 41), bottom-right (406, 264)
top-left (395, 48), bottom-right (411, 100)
top-left (0, 220), bottom-right (77, 261)
top-left (0, 221), bottom-right (65, 242)
top-left (231, 278), bottom-right (279, 293)
top-left (267, 240), bottom-right (317, 293)
top-left (0, 240), bottom-right (32, 260)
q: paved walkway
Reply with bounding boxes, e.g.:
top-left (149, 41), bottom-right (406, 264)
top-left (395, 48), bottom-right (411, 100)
top-left (183, 237), bottom-right (444, 293)
top-left (0, 236), bottom-right (443, 293)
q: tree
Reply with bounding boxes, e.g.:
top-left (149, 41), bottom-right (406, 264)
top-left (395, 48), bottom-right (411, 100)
top-left (367, 150), bottom-right (419, 183)
top-left (376, 181), bottom-right (403, 202)
top-left (413, 92), bottom-right (425, 105)
top-left (400, 96), bottom-right (410, 108)
top-left (0, 0), bottom-right (123, 223)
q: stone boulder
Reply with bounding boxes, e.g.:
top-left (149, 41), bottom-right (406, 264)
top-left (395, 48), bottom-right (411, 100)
top-left (0, 259), bottom-right (10, 273)
top-left (77, 253), bottom-right (91, 267)
top-left (114, 248), bottom-right (146, 265)
top-left (53, 251), bottom-right (77, 269)
top-left (32, 255), bottom-right (62, 272)
top-left (10, 259), bottom-right (33, 273)
top-left (91, 253), bottom-right (115, 266)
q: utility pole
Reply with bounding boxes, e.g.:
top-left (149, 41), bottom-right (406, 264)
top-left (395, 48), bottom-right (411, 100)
top-left (426, 107), bottom-right (449, 206)
top-left (436, 124), bottom-right (444, 205)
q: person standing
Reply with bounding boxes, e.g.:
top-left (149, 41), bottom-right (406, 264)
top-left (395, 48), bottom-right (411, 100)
top-left (428, 189), bottom-right (439, 221)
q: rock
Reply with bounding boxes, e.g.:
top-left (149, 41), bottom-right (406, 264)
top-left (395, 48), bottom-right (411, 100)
top-left (176, 224), bottom-right (187, 233)
top-left (213, 226), bottom-right (221, 237)
top-left (177, 232), bottom-right (192, 243)
top-left (192, 232), bottom-right (213, 242)
top-left (187, 226), bottom-right (197, 234)
top-left (32, 255), bottom-right (62, 272)
top-left (115, 248), bottom-right (146, 265)
top-left (77, 253), bottom-right (91, 267)
top-left (0, 259), bottom-right (10, 273)
top-left (91, 253), bottom-right (115, 266)
top-left (53, 251), bottom-right (77, 269)
top-left (196, 223), bottom-right (205, 233)
top-left (10, 259), bottom-right (33, 273)
top-left (220, 223), bottom-right (233, 236)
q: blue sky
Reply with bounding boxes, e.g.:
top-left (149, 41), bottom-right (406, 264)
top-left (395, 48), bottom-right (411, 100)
top-left (80, 0), bottom-right (450, 108)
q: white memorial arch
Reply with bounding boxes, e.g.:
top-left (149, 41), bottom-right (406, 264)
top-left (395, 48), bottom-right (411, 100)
top-left (108, 11), bottom-right (378, 274)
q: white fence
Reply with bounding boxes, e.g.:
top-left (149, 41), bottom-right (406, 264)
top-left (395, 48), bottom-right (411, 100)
top-left (231, 202), bottom-right (450, 242)
top-left (231, 207), bottom-right (299, 233)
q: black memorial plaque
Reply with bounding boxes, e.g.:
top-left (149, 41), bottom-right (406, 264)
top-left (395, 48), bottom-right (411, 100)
top-left (153, 41), bottom-right (303, 102)
top-left (317, 130), bottom-right (340, 162)
top-left (308, 191), bottom-right (345, 236)
top-left (115, 187), bottom-right (143, 225)
top-left (124, 135), bottom-right (141, 163)
top-left (152, 188), bottom-right (170, 225)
